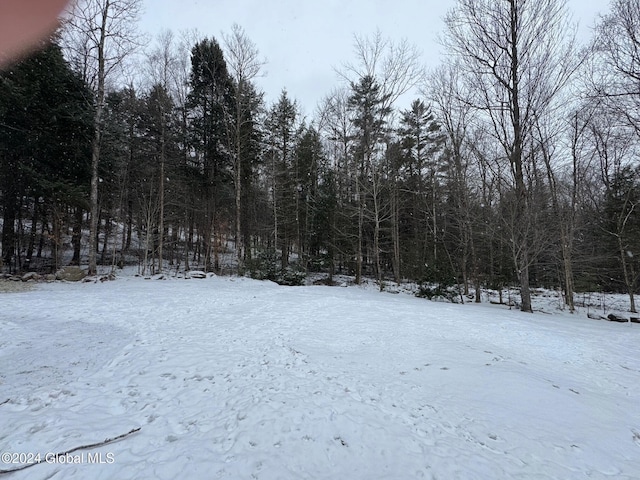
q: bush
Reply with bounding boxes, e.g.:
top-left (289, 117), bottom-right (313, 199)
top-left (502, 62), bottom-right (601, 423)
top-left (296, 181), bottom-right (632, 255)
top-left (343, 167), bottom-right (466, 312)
top-left (416, 269), bottom-right (461, 303)
top-left (246, 249), bottom-right (279, 281)
top-left (416, 283), bottom-right (460, 303)
top-left (275, 267), bottom-right (306, 286)
top-left (247, 249), bottom-right (306, 286)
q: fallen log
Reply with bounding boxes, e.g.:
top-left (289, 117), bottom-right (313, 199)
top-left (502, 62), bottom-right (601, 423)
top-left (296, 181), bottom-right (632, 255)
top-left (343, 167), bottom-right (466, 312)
top-left (0, 427), bottom-right (141, 475)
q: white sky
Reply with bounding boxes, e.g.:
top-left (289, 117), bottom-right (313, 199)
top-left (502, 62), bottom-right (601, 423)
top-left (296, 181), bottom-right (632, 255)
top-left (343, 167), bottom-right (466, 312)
top-left (139, 0), bottom-right (605, 115)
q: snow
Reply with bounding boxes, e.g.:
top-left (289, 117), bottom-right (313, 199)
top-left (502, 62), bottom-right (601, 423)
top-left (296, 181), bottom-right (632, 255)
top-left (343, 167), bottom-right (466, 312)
top-left (1, 274), bottom-right (639, 479)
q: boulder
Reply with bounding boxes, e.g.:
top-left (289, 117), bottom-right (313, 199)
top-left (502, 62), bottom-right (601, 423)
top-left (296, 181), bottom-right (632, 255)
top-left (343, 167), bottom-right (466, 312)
top-left (187, 270), bottom-right (207, 279)
top-left (56, 266), bottom-right (87, 282)
top-left (21, 272), bottom-right (41, 282)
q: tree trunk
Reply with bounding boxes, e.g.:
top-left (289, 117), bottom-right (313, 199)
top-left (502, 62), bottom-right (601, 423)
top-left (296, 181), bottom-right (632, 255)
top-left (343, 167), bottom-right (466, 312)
top-left (561, 235), bottom-right (575, 312)
top-left (519, 254), bottom-right (533, 313)
top-left (355, 173), bottom-right (363, 285)
top-left (100, 212), bottom-right (111, 266)
top-left (373, 186), bottom-right (383, 291)
top-left (52, 205), bottom-right (63, 272)
top-left (71, 207), bottom-right (83, 265)
top-left (88, 2), bottom-right (109, 276)
top-left (618, 234), bottom-right (637, 313)
top-left (158, 123), bottom-right (165, 273)
top-left (235, 142), bottom-right (242, 267)
top-left (391, 181), bottom-right (401, 284)
top-left (2, 194), bottom-right (17, 272)
top-left (25, 199), bottom-right (38, 270)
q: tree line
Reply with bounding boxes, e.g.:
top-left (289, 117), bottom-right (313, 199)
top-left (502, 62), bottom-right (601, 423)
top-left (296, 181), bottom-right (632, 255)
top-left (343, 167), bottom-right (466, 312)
top-left (1, 0), bottom-right (639, 313)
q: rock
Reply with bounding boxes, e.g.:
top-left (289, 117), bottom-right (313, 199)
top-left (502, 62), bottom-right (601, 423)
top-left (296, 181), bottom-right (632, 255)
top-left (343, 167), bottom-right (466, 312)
top-left (21, 272), bottom-right (41, 282)
top-left (607, 313), bottom-right (628, 323)
top-left (44, 274), bottom-right (56, 282)
top-left (56, 266), bottom-right (87, 282)
top-left (187, 270), bottom-right (207, 279)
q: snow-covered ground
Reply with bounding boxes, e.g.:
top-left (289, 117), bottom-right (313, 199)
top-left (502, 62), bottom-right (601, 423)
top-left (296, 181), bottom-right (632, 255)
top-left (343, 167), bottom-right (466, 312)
top-left (1, 274), bottom-right (639, 479)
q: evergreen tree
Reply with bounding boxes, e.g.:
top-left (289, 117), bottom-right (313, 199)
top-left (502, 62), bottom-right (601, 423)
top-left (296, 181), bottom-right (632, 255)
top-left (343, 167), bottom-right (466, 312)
top-left (347, 75), bottom-right (391, 284)
top-left (294, 125), bottom-right (324, 270)
top-left (100, 87), bottom-right (144, 264)
top-left (234, 82), bottom-right (263, 265)
top-left (264, 90), bottom-right (299, 270)
top-left (397, 100), bottom-right (445, 280)
top-left (187, 37), bottom-right (235, 271)
top-left (599, 165), bottom-right (640, 311)
top-left (0, 40), bottom-right (93, 272)
top-left (142, 84), bottom-right (180, 272)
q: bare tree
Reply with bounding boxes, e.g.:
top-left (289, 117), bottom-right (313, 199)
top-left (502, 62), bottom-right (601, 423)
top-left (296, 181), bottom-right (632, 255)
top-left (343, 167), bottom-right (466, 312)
top-left (64, 0), bottom-right (143, 275)
top-left (143, 29), bottom-right (183, 273)
top-left (534, 103), bottom-right (595, 312)
top-left (338, 30), bottom-right (424, 114)
top-left (588, 108), bottom-right (640, 313)
top-left (222, 24), bottom-right (265, 267)
top-left (591, 0), bottom-right (640, 136)
top-left (442, 0), bottom-right (580, 312)
top-left (334, 32), bottom-right (423, 285)
top-left (316, 88), bottom-right (355, 281)
top-left (427, 63), bottom-right (479, 298)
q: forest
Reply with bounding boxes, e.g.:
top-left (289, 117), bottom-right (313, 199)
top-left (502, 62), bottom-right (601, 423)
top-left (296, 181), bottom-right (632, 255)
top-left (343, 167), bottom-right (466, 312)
top-left (1, 0), bottom-right (639, 314)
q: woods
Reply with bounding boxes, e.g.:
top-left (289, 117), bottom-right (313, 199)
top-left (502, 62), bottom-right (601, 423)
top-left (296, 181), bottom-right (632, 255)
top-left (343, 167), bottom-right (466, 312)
top-left (1, 0), bottom-right (640, 312)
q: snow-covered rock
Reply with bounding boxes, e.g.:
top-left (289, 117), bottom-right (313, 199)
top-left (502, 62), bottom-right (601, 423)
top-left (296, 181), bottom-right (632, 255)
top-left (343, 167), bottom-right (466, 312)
top-left (20, 272), bottom-right (41, 282)
top-left (186, 270), bottom-right (207, 279)
top-left (55, 266), bottom-right (87, 282)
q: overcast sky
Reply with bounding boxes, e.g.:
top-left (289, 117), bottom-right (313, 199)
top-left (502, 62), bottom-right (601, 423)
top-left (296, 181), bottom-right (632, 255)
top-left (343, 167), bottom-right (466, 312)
top-left (139, 0), bottom-right (605, 116)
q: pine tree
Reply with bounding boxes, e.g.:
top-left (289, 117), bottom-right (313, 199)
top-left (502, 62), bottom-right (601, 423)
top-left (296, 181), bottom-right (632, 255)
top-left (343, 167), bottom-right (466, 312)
top-left (187, 37), bottom-right (235, 271)
top-left (397, 99), bottom-right (445, 280)
top-left (265, 90), bottom-right (299, 270)
top-left (294, 125), bottom-right (324, 270)
top-left (0, 40), bottom-right (93, 272)
top-left (347, 75), bottom-right (391, 285)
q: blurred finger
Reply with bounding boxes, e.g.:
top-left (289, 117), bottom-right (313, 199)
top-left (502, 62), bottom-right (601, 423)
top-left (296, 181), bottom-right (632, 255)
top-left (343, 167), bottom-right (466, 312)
top-left (0, 0), bottom-right (71, 66)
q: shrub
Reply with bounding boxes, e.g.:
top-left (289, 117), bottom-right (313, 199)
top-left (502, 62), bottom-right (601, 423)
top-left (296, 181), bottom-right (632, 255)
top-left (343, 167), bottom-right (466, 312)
top-left (247, 249), bottom-right (306, 286)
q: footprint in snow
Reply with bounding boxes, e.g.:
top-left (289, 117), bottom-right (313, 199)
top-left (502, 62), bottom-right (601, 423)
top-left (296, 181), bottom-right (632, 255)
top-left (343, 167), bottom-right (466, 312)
top-left (334, 436), bottom-right (348, 447)
top-left (484, 351), bottom-right (504, 365)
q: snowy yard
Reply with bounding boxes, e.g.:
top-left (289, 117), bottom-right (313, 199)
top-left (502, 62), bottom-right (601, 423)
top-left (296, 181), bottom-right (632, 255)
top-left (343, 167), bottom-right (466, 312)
top-left (0, 274), bottom-right (639, 479)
